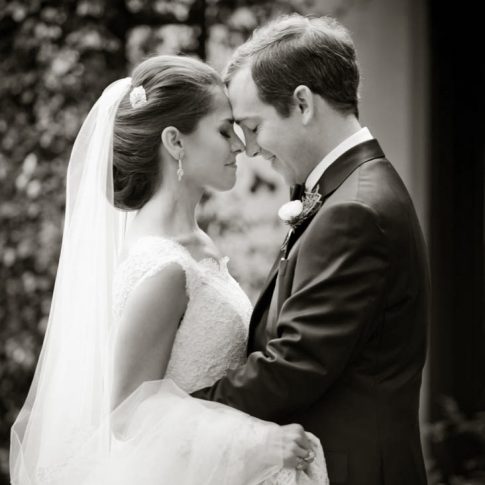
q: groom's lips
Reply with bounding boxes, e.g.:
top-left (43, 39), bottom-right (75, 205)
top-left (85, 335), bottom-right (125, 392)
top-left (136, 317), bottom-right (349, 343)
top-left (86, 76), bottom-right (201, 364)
top-left (224, 160), bottom-right (237, 167)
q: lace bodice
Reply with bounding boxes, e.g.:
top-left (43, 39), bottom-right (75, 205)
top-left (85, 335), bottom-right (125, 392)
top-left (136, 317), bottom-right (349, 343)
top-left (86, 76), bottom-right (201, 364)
top-left (111, 237), bottom-right (328, 485)
top-left (113, 236), bottom-right (252, 393)
top-left (32, 236), bottom-right (327, 485)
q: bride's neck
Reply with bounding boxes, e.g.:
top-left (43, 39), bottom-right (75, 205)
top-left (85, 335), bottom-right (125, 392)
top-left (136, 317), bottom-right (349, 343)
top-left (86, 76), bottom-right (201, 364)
top-left (134, 175), bottom-right (204, 239)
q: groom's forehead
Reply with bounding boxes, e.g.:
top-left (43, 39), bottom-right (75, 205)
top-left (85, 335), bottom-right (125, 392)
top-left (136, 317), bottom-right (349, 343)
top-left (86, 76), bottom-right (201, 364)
top-left (228, 67), bottom-right (262, 120)
top-left (228, 66), bottom-right (255, 92)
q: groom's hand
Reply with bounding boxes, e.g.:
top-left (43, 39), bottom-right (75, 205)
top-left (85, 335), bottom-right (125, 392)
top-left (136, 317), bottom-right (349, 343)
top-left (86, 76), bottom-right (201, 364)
top-left (268, 424), bottom-right (313, 471)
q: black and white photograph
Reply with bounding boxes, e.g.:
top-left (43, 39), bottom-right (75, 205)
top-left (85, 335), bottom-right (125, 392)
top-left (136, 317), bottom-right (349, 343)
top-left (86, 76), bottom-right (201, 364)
top-left (1, 0), bottom-right (484, 484)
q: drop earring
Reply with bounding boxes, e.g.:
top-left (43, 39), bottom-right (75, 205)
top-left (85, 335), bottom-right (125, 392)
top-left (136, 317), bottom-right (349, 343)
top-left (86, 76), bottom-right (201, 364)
top-left (177, 154), bottom-right (184, 182)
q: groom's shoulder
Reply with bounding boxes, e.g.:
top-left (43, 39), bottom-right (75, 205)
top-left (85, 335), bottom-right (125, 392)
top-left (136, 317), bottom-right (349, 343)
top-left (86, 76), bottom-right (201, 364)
top-left (306, 156), bottom-right (417, 245)
top-left (326, 156), bottom-right (413, 216)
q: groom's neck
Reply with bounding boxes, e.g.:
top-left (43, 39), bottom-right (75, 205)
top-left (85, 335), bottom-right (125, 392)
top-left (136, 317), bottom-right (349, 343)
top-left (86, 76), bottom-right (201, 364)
top-left (296, 114), bottom-right (361, 185)
top-left (316, 114), bottom-right (362, 162)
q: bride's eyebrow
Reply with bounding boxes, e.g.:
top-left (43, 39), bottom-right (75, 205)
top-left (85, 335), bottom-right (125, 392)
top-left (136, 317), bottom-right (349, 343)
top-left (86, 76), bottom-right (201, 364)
top-left (220, 117), bottom-right (235, 125)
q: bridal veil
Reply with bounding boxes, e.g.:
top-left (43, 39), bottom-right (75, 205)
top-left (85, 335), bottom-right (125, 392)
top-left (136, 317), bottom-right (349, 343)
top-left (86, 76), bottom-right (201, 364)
top-left (10, 78), bottom-right (133, 483)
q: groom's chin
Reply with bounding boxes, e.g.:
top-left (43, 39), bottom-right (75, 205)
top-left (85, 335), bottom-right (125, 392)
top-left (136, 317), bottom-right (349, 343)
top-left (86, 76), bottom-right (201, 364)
top-left (275, 167), bottom-right (294, 186)
top-left (271, 160), bottom-right (293, 186)
top-left (275, 173), bottom-right (291, 187)
top-left (270, 160), bottom-right (285, 181)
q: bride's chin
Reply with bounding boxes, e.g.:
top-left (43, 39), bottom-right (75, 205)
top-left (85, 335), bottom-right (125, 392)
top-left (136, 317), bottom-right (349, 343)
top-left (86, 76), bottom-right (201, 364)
top-left (220, 181), bottom-right (236, 192)
top-left (212, 176), bottom-right (237, 192)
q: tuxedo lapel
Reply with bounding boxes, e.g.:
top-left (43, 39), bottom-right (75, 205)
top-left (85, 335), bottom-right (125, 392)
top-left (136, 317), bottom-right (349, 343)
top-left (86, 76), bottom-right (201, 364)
top-left (284, 139), bottom-right (385, 256)
top-left (247, 139), bottom-right (385, 350)
top-left (320, 139), bottom-right (384, 198)
top-left (247, 251), bottom-right (282, 349)
top-left (258, 253), bottom-right (281, 299)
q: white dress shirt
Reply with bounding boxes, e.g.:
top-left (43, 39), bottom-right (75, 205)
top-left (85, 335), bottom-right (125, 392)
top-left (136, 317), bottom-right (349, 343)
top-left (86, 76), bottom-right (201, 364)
top-left (305, 127), bottom-right (374, 191)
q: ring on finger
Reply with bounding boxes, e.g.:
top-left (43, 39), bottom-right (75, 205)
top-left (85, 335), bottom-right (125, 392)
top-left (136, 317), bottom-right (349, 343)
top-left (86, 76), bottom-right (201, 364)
top-left (303, 450), bottom-right (315, 462)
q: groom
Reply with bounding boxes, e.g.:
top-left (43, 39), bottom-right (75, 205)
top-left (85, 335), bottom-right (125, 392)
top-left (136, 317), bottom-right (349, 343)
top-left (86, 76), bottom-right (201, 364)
top-left (193, 14), bottom-right (429, 485)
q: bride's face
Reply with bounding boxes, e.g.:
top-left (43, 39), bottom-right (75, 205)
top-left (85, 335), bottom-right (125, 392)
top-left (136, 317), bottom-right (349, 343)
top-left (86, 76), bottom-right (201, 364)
top-left (182, 86), bottom-right (244, 192)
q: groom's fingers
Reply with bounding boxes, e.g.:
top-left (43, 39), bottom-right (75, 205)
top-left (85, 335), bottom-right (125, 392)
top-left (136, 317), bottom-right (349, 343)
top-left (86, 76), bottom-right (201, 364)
top-left (293, 443), bottom-right (312, 458)
top-left (286, 424), bottom-right (314, 457)
top-left (280, 423), bottom-right (315, 467)
top-left (286, 448), bottom-right (311, 471)
top-left (294, 430), bottom-right (311, 450)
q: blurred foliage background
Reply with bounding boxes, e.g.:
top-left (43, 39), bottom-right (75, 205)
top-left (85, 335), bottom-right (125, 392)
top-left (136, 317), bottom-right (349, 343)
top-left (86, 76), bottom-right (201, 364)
top-left (1, 1), bottom-right (484, 484)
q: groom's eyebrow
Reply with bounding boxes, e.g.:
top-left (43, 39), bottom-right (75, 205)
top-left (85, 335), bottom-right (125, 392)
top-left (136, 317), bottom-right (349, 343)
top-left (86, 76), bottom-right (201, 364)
top-left (234, 117), bottom-right (252, 124)
top-left (234, 116), bottom-right (260, 124)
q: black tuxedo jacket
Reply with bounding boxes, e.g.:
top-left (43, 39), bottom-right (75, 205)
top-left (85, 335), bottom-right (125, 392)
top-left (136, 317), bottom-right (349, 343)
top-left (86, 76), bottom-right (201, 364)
top-left (193, 140), bottom-right (430, 485)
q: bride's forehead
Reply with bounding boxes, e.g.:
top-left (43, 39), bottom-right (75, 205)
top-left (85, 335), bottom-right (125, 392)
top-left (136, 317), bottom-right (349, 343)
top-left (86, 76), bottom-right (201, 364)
top-left (207, 91), bottom-right (232, 119)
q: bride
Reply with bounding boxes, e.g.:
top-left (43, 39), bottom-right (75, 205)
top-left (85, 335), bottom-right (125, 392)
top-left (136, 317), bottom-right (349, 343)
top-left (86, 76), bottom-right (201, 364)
top-left (10, 55), bottom-right (327, 484)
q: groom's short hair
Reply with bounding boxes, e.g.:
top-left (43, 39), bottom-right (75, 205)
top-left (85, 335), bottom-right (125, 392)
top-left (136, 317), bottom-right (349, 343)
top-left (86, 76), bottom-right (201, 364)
top-left (225, 14), bottom-right (360, 118)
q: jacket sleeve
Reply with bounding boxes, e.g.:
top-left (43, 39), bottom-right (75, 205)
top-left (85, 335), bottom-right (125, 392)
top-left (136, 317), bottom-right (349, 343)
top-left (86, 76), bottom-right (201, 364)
top-left (192, 201), bottom-right (389, 420)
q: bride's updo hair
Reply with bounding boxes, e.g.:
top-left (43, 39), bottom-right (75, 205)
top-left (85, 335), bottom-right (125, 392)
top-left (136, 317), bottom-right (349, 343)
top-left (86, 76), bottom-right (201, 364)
top-left (113, 55), bottom-right (224, 210)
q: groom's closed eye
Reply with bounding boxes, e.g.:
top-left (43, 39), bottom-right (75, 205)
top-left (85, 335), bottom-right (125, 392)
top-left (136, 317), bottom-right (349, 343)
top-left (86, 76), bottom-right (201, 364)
top-left (234, 117), bottom-right (257, 130)
top-left (238, 124), bottom-right (258, 137)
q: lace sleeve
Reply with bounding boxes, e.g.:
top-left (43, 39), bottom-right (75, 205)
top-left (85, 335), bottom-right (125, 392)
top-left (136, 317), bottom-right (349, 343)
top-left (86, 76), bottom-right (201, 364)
top-left (113, 237), bottom-right (195, 320)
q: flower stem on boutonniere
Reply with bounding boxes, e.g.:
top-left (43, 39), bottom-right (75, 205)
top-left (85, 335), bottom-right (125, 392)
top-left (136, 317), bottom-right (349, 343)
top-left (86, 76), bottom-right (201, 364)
top-left (280, 228), bottom-right (294, 258)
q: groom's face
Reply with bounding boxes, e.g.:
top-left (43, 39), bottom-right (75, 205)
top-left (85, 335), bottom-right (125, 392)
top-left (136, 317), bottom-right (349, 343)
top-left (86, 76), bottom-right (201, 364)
top-left (228, 67), bottom-right (306, 185)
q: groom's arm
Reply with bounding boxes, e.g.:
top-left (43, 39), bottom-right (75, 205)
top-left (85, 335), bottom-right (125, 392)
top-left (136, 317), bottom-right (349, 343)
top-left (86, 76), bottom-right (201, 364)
top-left (192, 202), bottom-right (389, 420)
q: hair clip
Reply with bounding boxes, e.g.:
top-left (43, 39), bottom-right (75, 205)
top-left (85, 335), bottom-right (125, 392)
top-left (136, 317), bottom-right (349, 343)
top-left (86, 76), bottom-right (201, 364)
top-left (129, 85), bottom-right (147, 108)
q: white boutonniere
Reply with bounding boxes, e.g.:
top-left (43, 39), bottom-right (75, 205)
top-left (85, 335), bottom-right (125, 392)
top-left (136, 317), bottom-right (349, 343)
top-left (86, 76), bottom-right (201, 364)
top-left (278, 187), bottom-right (322, 256)
top-left (278, 188), bottom-right (322, 231)
top-left (278, 200), bottom-right (304, 225)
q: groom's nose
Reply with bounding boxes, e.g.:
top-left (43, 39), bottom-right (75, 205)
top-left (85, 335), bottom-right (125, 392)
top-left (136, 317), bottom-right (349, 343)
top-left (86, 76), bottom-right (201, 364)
top-left (244, 137), bottom-right (260, 158)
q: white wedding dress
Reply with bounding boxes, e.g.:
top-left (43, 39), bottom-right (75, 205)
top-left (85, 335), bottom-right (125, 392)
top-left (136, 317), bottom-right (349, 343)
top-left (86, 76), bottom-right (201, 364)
top-left (81, 236), bottom-right (327, 485)
top-left (9, 78), bottom-right (328, 485)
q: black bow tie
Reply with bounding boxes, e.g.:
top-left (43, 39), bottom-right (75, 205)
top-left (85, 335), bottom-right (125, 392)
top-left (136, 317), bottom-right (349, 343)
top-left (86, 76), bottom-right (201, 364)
top-left (290, 184), bottom-right (304, 201)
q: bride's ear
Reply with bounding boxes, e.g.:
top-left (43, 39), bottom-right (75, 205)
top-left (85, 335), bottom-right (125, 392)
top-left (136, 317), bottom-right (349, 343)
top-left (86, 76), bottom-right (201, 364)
top-left (161, 126), bottom-right (183, 160)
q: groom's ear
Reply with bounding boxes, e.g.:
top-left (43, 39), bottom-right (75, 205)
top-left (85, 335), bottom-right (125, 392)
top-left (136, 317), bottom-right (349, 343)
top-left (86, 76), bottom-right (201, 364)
top-left (293, 85), bottom-right (314, 125)
top-left (161, 126), bottom-right (183, 160)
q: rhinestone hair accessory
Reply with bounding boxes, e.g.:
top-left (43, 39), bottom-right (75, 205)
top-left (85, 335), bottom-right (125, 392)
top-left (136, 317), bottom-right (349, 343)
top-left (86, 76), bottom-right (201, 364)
top-left (130, 85), bottom-right (147, 108)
